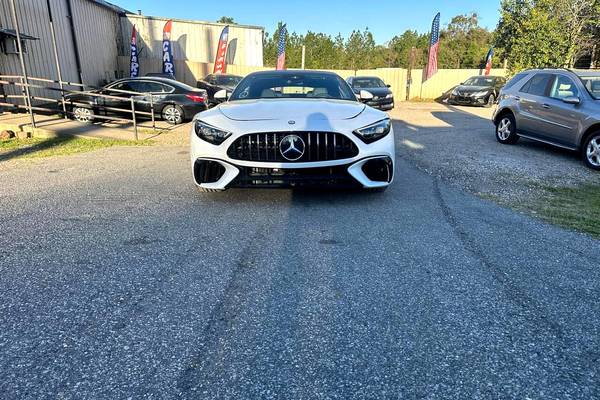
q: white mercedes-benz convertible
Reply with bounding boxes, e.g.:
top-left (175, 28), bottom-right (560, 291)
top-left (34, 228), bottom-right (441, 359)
top-left (190, 70), bottom-right (395, 192)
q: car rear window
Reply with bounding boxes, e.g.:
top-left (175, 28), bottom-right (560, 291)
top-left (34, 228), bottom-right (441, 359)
top-left (520, 73), bottom-right (552, 96)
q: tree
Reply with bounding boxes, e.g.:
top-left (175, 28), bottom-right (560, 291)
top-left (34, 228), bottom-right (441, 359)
top-left (217, 16), bottom-right (235, 24)
top-left (439, 13), bottom-right (493, 69)
top-left (261, 14), bottom-right (494, 71)
top-left (495, 0), bottom-right (600, 72)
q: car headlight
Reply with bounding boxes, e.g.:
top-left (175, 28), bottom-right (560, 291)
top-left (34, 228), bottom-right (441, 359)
top-left (194, 120), bottom-right (232, 145)
top-left (473, 91), bottom-right (489, 97)
top-left (451, 88), bottom-right (459, 96)
top-left (353, 119), bottom-right (391, 144)
top-left (386, 94), bottom-right (393, 99)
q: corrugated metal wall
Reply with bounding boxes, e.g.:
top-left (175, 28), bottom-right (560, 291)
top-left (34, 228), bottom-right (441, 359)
top-left (0, 0), bottom-right (121, 104)
top-left (119, 15), bottom-right (264, 80)
top-left (70, 0), bottom-right (122, 85)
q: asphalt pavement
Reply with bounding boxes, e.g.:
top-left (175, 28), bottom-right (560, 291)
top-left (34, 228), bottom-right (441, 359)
top-left (0, 125), bottom-right (599, 399)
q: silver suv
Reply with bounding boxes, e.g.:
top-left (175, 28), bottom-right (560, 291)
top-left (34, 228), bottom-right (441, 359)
top-left (493, 69), bottom-right (600, 170)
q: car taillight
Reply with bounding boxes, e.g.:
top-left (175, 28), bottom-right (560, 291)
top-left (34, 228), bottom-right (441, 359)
top-left (186, 94), bottom-right (205, 103)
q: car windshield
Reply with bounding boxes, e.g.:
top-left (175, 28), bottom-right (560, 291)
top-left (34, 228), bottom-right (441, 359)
top-left (463, 77), bottom-right (495, 87)
top-left (352, 78), bottom-right (386, 88)
top-left (230, 73), bottom-right (357, 101)
top-left (578, 75), bottom-right (600, 100)
top-left (216, 75), bottom-right (242, 86)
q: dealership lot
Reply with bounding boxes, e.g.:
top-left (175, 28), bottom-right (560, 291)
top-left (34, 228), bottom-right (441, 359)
top-left (394, 103), bottom-right (600, 201)
top-left (0, 104), bottom-right (599, 398)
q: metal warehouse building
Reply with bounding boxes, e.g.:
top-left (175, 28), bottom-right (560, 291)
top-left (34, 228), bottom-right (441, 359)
top-left (0, 0), bottom-right (264, 101)
top-left (0, 0), bottom-right (126, 88)
top-left (118, 15), bottom-right (264, 85)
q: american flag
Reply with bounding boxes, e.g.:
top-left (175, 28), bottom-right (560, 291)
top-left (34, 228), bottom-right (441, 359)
top-left (276, 24), bottom-right (287, 70)
top-left (484, 47), bottom-right (494, 76)
top-left (425, 13), bottom-right (440, 81)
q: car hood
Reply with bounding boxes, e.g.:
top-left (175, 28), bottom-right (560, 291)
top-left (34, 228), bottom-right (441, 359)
top-left (456, 85), bottom-right (492, 93)
top-left (353, 87), bottom-right (391, 97)
top-left (218, 99), bottom-right (366, 121)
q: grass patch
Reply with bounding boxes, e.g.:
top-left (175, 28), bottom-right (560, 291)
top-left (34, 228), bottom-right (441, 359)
top-left (0, 137), bottom-right (152, 160)
top-left (532, 184), bottom-right (600, 238)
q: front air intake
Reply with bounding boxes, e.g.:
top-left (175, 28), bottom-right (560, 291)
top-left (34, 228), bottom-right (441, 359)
top-left (361, 157), bottom-right (393, 183)
top-left (194, 160), bottom-right (226, 184)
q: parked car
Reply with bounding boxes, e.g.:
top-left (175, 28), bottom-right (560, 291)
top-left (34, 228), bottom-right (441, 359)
top-left (346, 76), bottom-right (394, 111)
top-left (448, 75), bottom-right (507, 107)
top-left (66, 77), bottom-right (207, 125)
top-left (190, 70), bottom-right (394, 192)
top-left (196, 74), bottom-right (243, 107)
top-left (493, 68), bottom-right (600, 170)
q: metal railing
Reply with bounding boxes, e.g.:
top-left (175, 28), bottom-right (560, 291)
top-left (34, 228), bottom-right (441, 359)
top-left (0, 74), bottom-right (160, 140)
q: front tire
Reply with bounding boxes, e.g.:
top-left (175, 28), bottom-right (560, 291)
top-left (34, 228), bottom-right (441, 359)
top-left (162, 104), bottom-right (184, 125)
top-left (582, 132), bottom-right (600, 171)
top-left (485, 94), bottom-right (496, 108)
top-left (495, 113), bottom-right (519, 144)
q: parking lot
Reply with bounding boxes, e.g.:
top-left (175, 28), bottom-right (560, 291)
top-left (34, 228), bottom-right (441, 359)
top-left (1, 103), bottom-right (599, 398)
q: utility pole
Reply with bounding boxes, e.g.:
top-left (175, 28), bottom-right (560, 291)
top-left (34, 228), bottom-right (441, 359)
top-left (301, 45), bottom-right (306, 69)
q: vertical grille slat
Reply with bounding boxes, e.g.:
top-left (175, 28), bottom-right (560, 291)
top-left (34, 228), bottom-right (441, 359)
top-left (228, 132), bottom-right (359, 163)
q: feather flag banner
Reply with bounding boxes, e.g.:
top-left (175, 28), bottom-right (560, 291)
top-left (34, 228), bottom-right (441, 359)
top-left (162, 20), bottom-right (175, 77)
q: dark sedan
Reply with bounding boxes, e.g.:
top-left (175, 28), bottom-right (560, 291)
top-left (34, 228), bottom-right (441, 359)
top-left (346, 76), bottom-right (394, 111)
top-left (448, 75), bottom-right (507, 107)
top-left (66, 77), bottom-right (208, 125)
top-left (196, 73), bottom-right (243, 107)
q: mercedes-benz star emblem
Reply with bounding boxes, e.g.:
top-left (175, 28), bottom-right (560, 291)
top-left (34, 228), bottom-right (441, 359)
top-left (279, 135), bottom-right (305, 161)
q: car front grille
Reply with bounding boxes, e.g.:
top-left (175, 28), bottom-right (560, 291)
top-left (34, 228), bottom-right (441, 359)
top-left (227, 132), bottom-right (359, 163)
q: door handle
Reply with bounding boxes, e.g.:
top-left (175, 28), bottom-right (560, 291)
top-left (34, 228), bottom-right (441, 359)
top-left (515, 96), bottom-right (521, 101)
top-left (542, 104), bottom-right (551, 109)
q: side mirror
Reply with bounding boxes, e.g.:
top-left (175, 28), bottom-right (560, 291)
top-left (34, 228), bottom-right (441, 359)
top-left (386, 84), bottom-right (391, 88)
top-left (562, 96), bottom-right (580, 105)
top-left (359, 90), bottom-right (374, 101)
top-left (214, 89), bottom-right (229, 100)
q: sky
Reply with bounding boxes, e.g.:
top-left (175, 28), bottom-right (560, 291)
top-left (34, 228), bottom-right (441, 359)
top-left (115, 0), bottom-right (502, 44)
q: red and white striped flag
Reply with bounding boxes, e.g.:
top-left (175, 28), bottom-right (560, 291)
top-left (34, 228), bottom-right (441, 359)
top-left (425, 13), bottom-right (440, 81)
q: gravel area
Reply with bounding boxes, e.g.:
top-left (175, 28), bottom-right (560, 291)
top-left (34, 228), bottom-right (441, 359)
top-left (391, 103), bottom-right (600, 202)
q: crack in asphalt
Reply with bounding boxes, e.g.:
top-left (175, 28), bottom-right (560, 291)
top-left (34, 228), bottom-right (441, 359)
top-left (175, 227), bottom-right (274, 395)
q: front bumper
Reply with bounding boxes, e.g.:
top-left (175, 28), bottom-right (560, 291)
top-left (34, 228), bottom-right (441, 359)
top-left (190, 128), bottom-right (395, 190)
top-left (448, 94), bottom-right (487, 106)
top-left (192, 157), bottom-right (394, 190)
top-left (366, 98), bottom-right (394, 111)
